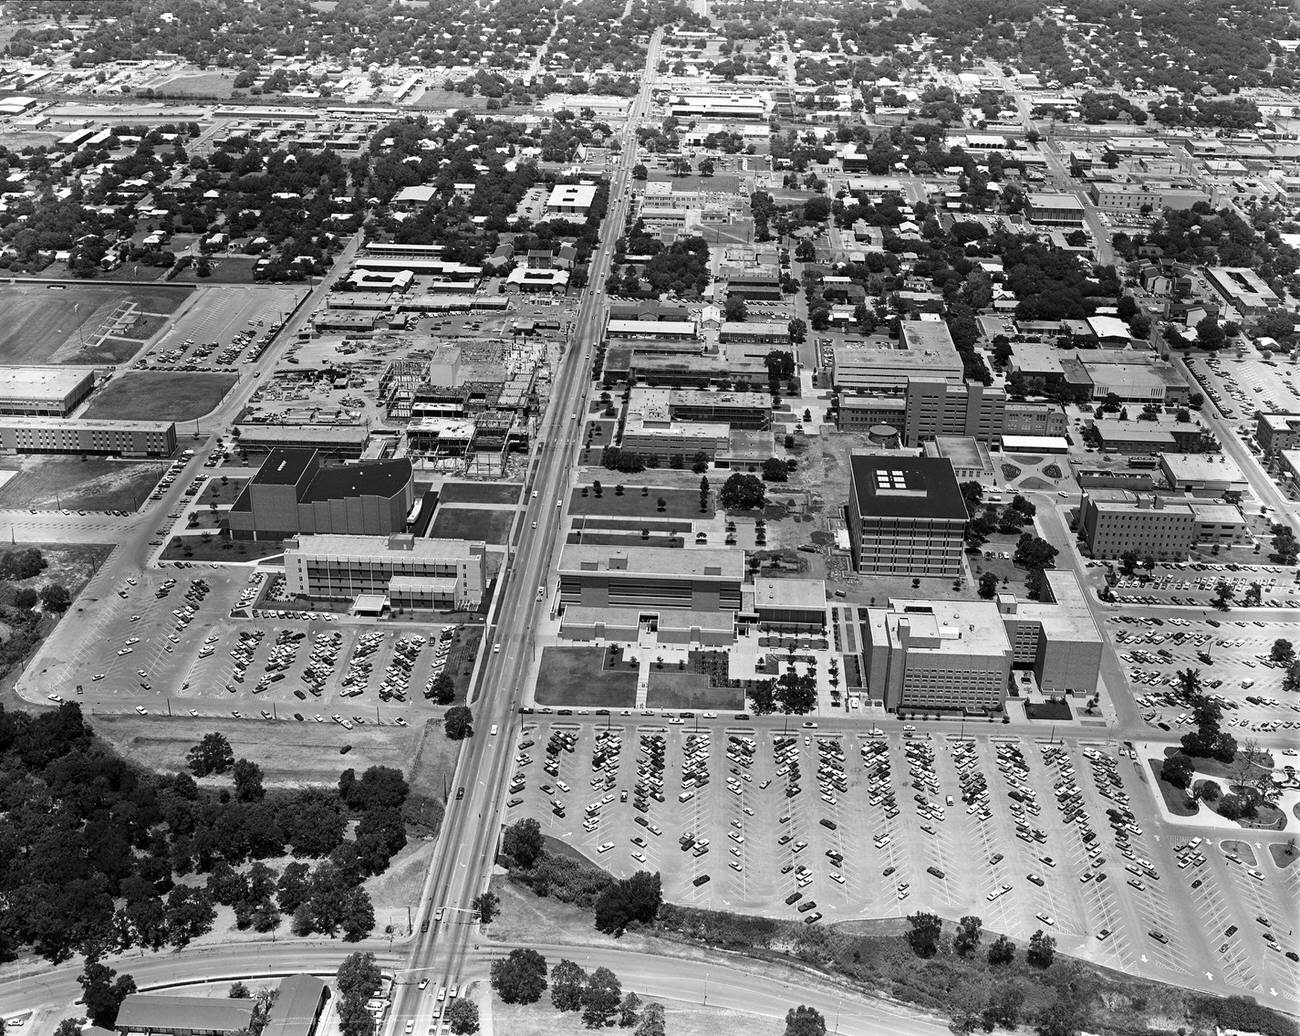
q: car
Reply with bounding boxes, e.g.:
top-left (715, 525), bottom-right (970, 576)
top-left (1148, 930), bottom-right (1169, 944)
top-left (597, 842), bottom-right (614, 854)
top-left (1036, 912), bottom-right (1056, 926)
top-left (692, 874), bottom-right (710, 887)
top-left (1027, 873), bottom-right (1045, 887)
top-left (135, 705), bottom-right (148, 715)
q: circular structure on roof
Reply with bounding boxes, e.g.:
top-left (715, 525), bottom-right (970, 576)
top-left (869, 424), bottom-right (901, 448)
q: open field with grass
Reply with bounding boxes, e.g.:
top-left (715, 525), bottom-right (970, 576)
top-left (0, 283), bottom-right (191, 364)
top-left (83, 371), bottom-right (237, 420)
top-left (160, 534), bottom-right (285, 562)
top-left (569, 486), bottom-right (705, 519)
top-left (534, 646), bottom-right (638, 707)
top-left (92, 713), bottom-right (428, 785)
top-left (429, 506), bottom-right (514, 543)
top-left (489, 997), bottom-right (754, 1036)
top-left (646, 670), bottom-right (743, 710)
top-left (0, 457), bottom-right (165, 511)
top-left (438, 481), bottom-right (521, 505)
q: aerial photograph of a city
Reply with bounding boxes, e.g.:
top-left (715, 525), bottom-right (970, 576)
top-left (0, 0), bottom-right (1299, 1034)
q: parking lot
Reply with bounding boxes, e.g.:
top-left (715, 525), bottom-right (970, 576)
top-left (58, 563), bottom-right (474, 724)
top-left (508, 720), bottom-right (1299, 1004)
top-left (1106, 613), bottom-right (1300, 733)
top-left (135, 285), bottom-right (301, 372)
top-left (1107, 562), bottom-right (1300, 611)
top-left (1186, 351), bottom-right (1300, 421)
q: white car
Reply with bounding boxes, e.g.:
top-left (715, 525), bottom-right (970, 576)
top-left (135, 705), bottom-right (148, 715)
top-left (597, 842), bottom-right (614, 854)
top-left (91, 673), bottom-right (105, 682)
top-left (1036, 912), bottom-right (1056, 926)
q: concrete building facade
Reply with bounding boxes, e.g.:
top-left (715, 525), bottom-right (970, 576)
top-left (284, 533), bottom-right (486, 610)
top-left (847, 454), bottom-right (968, 577)
top-left (1078, 490), bottom-right (1195, 559)
top-left (558, 544), bottom-right (744, 611)
top-left (0, 417), bottom-right (176, 457)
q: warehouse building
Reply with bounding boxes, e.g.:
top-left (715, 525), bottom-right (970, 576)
top-left (228, 448), bottom-right (413, 541)
top-left (0, 365), bottom-right (96, 417)
top-left (0, 417), bottom-right (175, 457)
top-left (847, 454), bottom-right (968, 577)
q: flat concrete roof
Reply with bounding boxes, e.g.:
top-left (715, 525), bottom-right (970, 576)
top-left (752, 576), bottom-right (827, 612)
top-left (560, 543), bottom-right (744, 580)
top-left (0, 365), bottom-right (94, 400)
top-left (288, 533), bottom-right (482, 557)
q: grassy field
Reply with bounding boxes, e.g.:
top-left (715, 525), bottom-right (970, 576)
top-left (569, 486), bottom-right (704, 519)
top-left (197, 477), bottom-right (247, 506)
top-left (0, 284), bottom-right (190, 364)
top-left (438, 481), bottom-right (521, 505)
top-left (646, 670), bottom-right (743, 710)
top-left (83, 371), bottom-right (237, 421)
top-left (171, 256), bottom-right (262, 284)
top-left (489, 998), bottom-right (753, 1036)
top-left (92, 713), bottom-right (427, 785)
top-left (155, 72), bottom-right (236, 97)
top-left (161, 534), bottom-right (285, 562)
top-left (5, 542), bottom-right (111, 597)
top-left (429, 506), bottom-right (514, 543)
top-left (0, 457), bottom-right (165, 511)
top-left (534, 646), bottom-right (638, 707)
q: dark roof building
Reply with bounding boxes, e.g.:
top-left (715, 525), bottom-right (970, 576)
top-left (116, 994), bottom-right (254, 1036)
top-left (847, 454), bottom-right (968, 577)
top-left (228, 448), bottom-right (414, 541)
top-left (261, 975), bottom-right (330, 1036)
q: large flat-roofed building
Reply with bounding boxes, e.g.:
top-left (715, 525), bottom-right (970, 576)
top-left (1088, 179), bottom-right (1209, 214)
top-left (998, 572), bottom-right (1103, 697)
top-left (284, 533), bottom-right (486, 610)
top-left (669, 388), bottom-right (770, 429)
top-left (1026, 192), bottom-right (1085, 226)
top-left (115, 994), bottom-right (255, 1036)
top-left (847, 454), bottom-right (968, 576)
top-left (927, 435), bottom-right (995, 483)
top-left (832, 323), bottom-right (963, 393)
top-left (0, 416), bottom-right (175, 457)
top-left (1159, 452), bottom-right (1247, 496)
top-left (719, 321), bottom-right (790, 347)
top-left (669, 93), bottom-right (767, 120)
top-left (558, 544), bottom-right (744, 611)
top-left (232, 423), bottom-right (371, 457)
top-left (1077, 357), bottom-right (1188, 403)
top-left (1256, 412), bottom-right (1300, 457)
top-left (545, 183), bottom-right (598, 216)
top-left (1078, 490), bottom-right (1195, 559)
top-left (748, 577), bottom-right (827, 631)
top-left (1189, 501), bottom-right (1250, 545)
top-left (838, 382), bottom-right (1065, 446)
top-left (622, 388), bottom-right (729, 464)
top-left (863, 599), bottom-right (1012, 713)
top-left (1092, 419), bottom-right (1203, 454)
top-left (1206, 266), bottom-right (1280, 316)
top-left (0, 365), bottom-right (95, 417)
top-left (228, 449), bottom-right (413, 541)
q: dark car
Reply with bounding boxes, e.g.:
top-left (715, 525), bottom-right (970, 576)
top-left (692, 874), bottom-right (711, 887)
top-left (455, 786), bottom-right (465, 801)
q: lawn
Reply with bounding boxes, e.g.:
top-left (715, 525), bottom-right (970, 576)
top-left (1024, 700), bottom-right (1072, 720)
top-left (1146, 759), bottom-right (1199, 817)
top-left (0, 457), bottom-right (166, 512)
top-left (534, 646), bottom-right (638, 707)
top-left (161, 535), bottom-right (286, 562)
top-left (155, 71), bottom-right (236, 97)
top-left (429, 506), bottom-right (514, 543)
top-left (0, 283), bottom-right (190, 364)
top-left (437, 481), bottom-right (521, 505)
top-left (170, 256), bottom-right (262, 284)
top-left (82, 371), bottom-right (237, 421)
top-left (646, 670), bottom-right (744, 710)
top-left (569, 486), bottom-right (705, 519)
top-left (1161, 744), bottom-right (1274, 778)
top-left (490, 998), bottom-right (753, 1036)
top-left (197, 477), bottom-right (247, 506)
top-left (1268, 841), bottom-right (1299, 868)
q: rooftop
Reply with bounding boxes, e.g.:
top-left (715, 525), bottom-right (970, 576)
top-left (752, 576), bottom-right (827, 612)
top-left (260, 975), bottom-right (328, 1036)
top-left (117, 994), bottom-right (255, 1035)
top-left (871, 599), bottom-right (1011, 657)
top-left (0, 365), bottom-right (94, 400)
top-left (559, 543), bottom-right (744, 580)
top-left (288, 533), bottom-right (484, 557)
top-left (849, 454), bottom-right (968, 521)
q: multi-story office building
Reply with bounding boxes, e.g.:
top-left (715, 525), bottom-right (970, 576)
top-left (1256, 412), bottom-right (1300, 457)
top-left (997, 572), bottom-right (1103, 697)
top-left (832, 322), bottom-right (963, 393)
top-left (862, 599), bottom-right (1012, 713)
top-left (558, 544), bottom-right (744, 611)
top-left (284, 533), bottom-right (486, 610)
top-left (228, 449), bottom-right (413, 540)
top-left (0, 366), bottom-right (95, 416)
top-left (1025, 192), bottom-right (1086, 226)
top-left (1078, 490), bottom-right (1195, 559)
top-left (846, 454), bottom-right (968, 576)
top-left (838, 381), bottom-right (1064, 447)
top-left (0, 417), bottom-right (175, 457)
top-left (668, 389), bottom-right (770, 429)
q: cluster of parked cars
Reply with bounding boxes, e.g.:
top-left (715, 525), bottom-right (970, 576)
top-left (378, 633), bottom-right (425, 702)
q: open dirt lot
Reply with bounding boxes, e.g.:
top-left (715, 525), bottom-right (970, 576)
top-left (92, 712), bottom-right (429, 785)
top-left (82, 371), bottom-right (237, 421)
top-left (0, 283), bottom-right (191, 365)
top-left (0, 457), bottom-right (166, 512)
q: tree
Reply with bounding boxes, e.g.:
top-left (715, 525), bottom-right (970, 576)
top-left (551, 959), bottom-right (588, 1012)
top-left (1013, 534), bottom-right (1059, 571)
top-left (719, 473), bottom-right (765, 510)
top-left (787, 317), bottom-right (807, 344)
top-left (1243, 582), bottom-right (1263, 608)
top-left (582, 966), bottom-right (622, 1027)
top-left (632, 163), bottom-right (647, 180)
top-left (444, 705), bottom-right (473, 740)
top-left (165, 885), bottom-right (215, 947)
top-left (1120, 549), bottom-right (1139, 576)
top-left (426, 671), bottom-right (456, 704)
top-left (40, 583), bottom-right (71, 611)
top-left (187, 732), bottom-right (234, 776)
top-left (724, 294), bottom-right (747, 321)
top-left (1027, 928), bottom-right (1056, 968)
top-left (634, 1003), bottom-right (665, 1036)
top-left (762, 457), bottom-right (790, 482)
top-left (618, 991), bottom-right (643, 1027)
top-left (472, 890), bottom-right (499, 925)
top-left (906, 912), bottom-right (943, 957)
top-left (79, 960), bottom-right (137, 1028)
top-left (445, 999), bottom-right (479, 1035)
top-left (354, 805), bottom-right (407, 874)
top-left (229, 981), bottom-right (251, 998)
top-left (1213, 580), bottom-right (1237, 610)
top-left (336, 952), bottom-right (382, 1000)
top-left (697, 157), bottom-right (715, 177)
top-left (1160, 753), bottom-right (1194, 790)
top-left (1285, 659), bottom-right (1300, 695)
top-left (987, 933), bottom-right (1015, 966)
top-left (1271, 638), bottom-right (1295, 664)
top-left (1196, 314), bottom-right (1226, 351)
top-left (594, 871), bottom-right (662, 934)
top-left (784, 1005), bottom-right (826, 1036)
top-left (503, 818), bottom-right (544, 867)
top-left (232, 758), bottom-right (265, 802)
top-left (491, 948), bottom-right (548, 1004)
top-left (54, 1023), bottom-right (83, 1036)
top-left (978, 571), bottom-right (999, 599)
top-left (983, 983), bottom-right (1024, 1029)
top-left (953, 915), bottom-right (983, 955)
top-left (774, 668), bottom-right (817, 715)
top-left (277, 861), bottom-right (312, 915)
